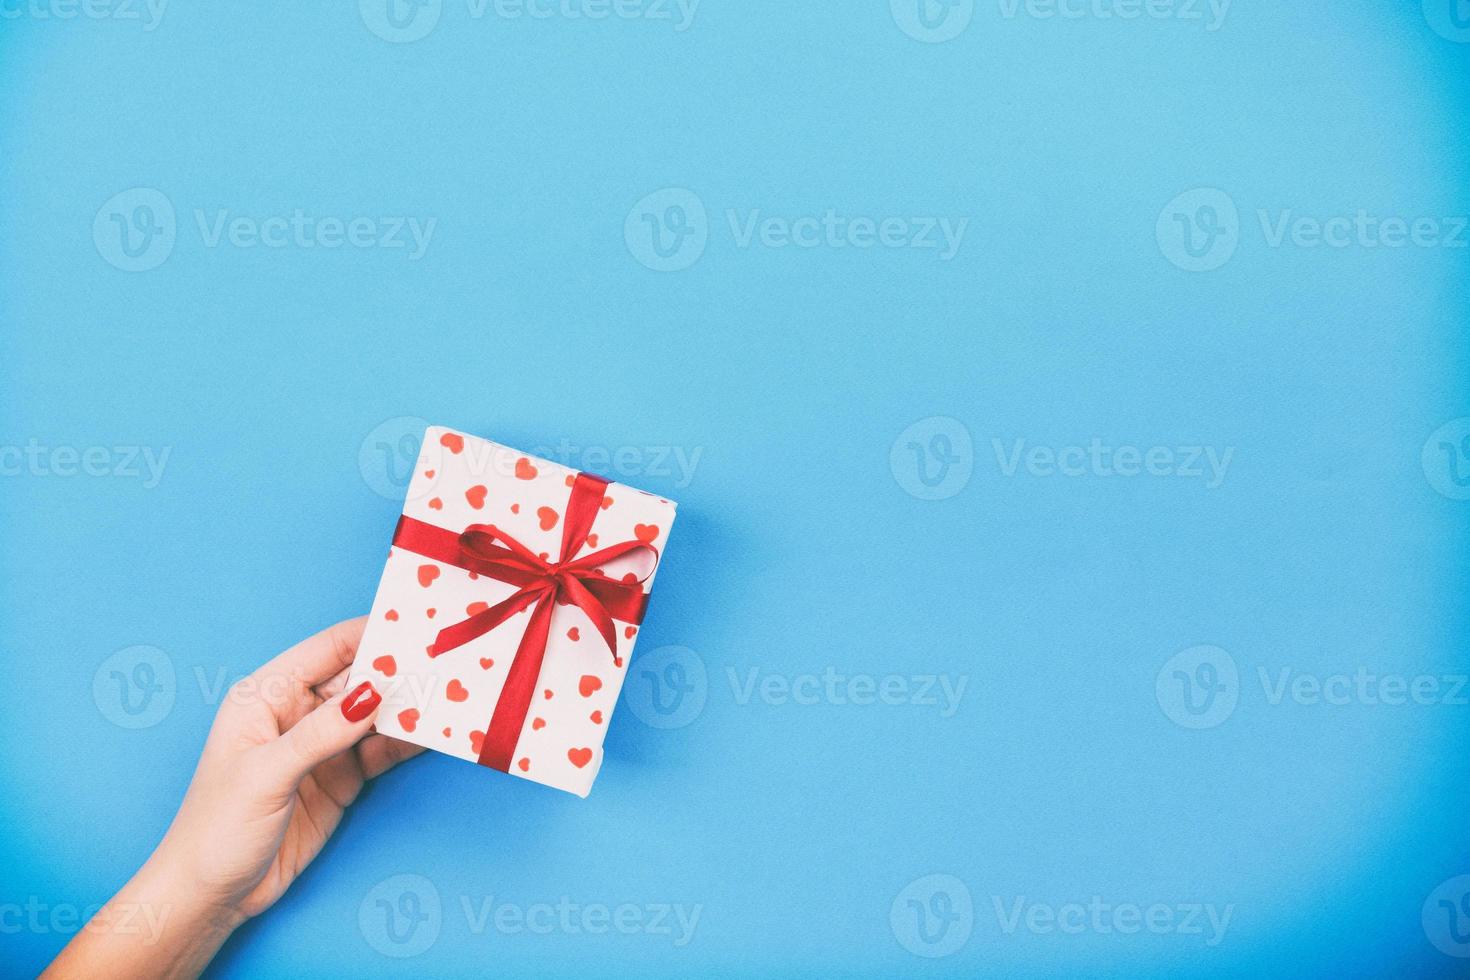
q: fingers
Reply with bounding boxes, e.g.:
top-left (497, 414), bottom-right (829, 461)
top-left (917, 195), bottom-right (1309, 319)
top-left (314, 665), bottom-right (352, 702)
top-left (260, 680), bottom-right (381, 793)
top-left (358, 734), bottom-right (427, 780)
top-left (253, 617), bottom-right (368, 692)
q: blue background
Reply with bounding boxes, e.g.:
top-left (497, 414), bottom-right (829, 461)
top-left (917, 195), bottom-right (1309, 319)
top-left (3, 1), bottom-right (1470, 976)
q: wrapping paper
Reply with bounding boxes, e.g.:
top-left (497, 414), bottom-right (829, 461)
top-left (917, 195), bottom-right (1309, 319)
top-left (346, 426), bottom-right (676, 796)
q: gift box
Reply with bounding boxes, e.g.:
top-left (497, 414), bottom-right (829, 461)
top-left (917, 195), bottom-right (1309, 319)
top-left (346, 426), bottom-right (676, 796)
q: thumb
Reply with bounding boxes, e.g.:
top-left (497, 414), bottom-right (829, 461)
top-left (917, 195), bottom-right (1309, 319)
top-left (265, 680), bottom-right (382, 789)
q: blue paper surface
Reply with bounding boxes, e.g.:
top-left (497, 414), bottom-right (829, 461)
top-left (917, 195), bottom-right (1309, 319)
top-left (2, 2), bottom-right (1469, 976)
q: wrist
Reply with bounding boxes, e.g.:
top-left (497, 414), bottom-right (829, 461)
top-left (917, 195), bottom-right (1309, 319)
top-left (132, 840), bottom-right (249, 939)
top-left (42, 844), bottom-right (244, 980)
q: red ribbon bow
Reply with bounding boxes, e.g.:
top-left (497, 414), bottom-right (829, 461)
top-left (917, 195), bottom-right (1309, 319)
top-left (391, 472), bottom-right (657, 771)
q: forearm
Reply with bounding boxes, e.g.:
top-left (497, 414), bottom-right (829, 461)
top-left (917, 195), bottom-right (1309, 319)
top-left (42, 847), bottom-right (244, 980)
top-left (42, 621), bottom-right (398, 978)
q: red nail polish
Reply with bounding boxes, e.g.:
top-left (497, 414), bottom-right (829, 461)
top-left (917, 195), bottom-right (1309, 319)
top-left (341, 680), bottom-right (381, 722)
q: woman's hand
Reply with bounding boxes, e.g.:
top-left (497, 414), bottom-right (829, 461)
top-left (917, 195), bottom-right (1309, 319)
top-left (159, 616), bottom-right (420, 918)
top-left (44, 617), bottom-right (422, 980)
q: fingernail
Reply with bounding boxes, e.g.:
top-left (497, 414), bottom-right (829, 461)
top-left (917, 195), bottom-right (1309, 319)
top-left (341, 681), bottom-right (381, 722)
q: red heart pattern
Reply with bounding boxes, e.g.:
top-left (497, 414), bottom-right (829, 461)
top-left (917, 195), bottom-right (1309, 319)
top-left (353, 429), bottom-right (677, 794)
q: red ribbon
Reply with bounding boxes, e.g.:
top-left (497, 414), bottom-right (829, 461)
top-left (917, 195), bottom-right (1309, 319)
top-left (391, 472), bottom-right (657, 771)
